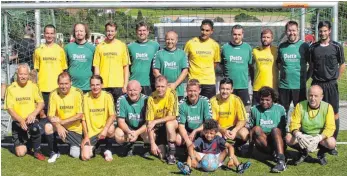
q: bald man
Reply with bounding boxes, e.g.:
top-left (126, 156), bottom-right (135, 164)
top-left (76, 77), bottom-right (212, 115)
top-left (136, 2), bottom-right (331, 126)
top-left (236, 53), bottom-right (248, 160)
top-left (153, 31), bottom-right (188, 101)
top-left (114, 80), bottom-right (149, 157)
top-left (286, 85), bottom-right (336, 166)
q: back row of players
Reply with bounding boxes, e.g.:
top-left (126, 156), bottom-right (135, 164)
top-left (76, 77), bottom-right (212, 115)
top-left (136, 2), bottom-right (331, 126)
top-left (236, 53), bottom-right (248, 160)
top-left (4, 19), bottom-right (345, 173)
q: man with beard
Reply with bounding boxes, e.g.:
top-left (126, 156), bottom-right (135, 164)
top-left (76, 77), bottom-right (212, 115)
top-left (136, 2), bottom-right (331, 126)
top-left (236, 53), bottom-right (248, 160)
top-left (221, 24), bottom-right (252, 108)
top-left (251, 29), bottom-right (278, 105)
top-left (277, 21), bottom-right (310, 113)
top-left (65, 23), bottom-right (95, 93)
top-left (128, 22), bottom-right (160, 96)
top-left (93, 22), bottom-right (130, 102)
top-left (153, 31), bottom-right (188, 101)
top-left (184, 19), bottom-right (220, 99)
top-left (308, 21), bottom-right (345, 155)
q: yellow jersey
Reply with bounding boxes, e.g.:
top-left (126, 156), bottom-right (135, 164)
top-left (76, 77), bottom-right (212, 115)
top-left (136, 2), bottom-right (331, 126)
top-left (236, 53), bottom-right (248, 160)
top-left (93, 40), bottom-right (130, 88)
top-left (210, 94), bottom-right (246, 129)
top-left (4, 81), bottom-right (43, 120)
top-left (48, 87), bottom-right (84, 134)
top-left (184, 37), bottom-right (220, 85)
top-left (34, 43), bottom-right (67, 92)
top-left (146, 88), bottom-right (178, 121)
top-left (252, 46), bottom-right (278, 91)
top-left (83, 91), bottom-right (115, 137)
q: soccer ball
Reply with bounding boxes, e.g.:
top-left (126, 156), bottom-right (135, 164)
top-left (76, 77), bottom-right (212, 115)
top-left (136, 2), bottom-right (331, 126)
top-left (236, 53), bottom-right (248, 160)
top-left (200, 154), bottom-right (219, 172)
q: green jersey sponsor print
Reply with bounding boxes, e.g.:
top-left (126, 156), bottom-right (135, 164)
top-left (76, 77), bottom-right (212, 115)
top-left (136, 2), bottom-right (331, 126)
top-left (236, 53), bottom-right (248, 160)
top-left (65, 42), bottom-right (95, 91)
top-left (278, 40), bottom-right (309, 89)
top-left (128, 40), bottom-right (160, 86)
top-left (249, 103), bottom-right (287, 134)
top-left (116, 94), bottom-right (148, 130)
top-left (153, 48), bottom-right (189, 96)
top-left (221, 42), bottom-right (252, 89)
top-left (178, 96), bottom-right (212, 132)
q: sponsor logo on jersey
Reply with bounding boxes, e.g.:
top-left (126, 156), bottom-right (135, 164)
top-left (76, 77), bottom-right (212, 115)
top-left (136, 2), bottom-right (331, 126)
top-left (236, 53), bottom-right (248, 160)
top-left (103, 52), bottom-right (118, 56)
top-left (164, 61), bottom-right (177, 69)
top-left (260, 119), bottom-right (274, 125)
top-left (283, 53), bottom-right (299, 62)
top-left (188, 115), bottom-right (201, 121)
top-left (43, 57), bottom-right (57, 61)
top-left (16, 97), bottom-right (31, 101)
top-left (229, 55), bottom-right (243, 63)
top-left (60, 105), bottom-right (74, 110)
top-left (128, 113), bottom-right (141, 121)
top-left (90, 108), bottom-right (105, 112)
top-left (196, 51), bottom-right (212, 55)
top-left (136, 53), bottom-right (149, 60)
top-left (72, 54), bottom-right (87, 62)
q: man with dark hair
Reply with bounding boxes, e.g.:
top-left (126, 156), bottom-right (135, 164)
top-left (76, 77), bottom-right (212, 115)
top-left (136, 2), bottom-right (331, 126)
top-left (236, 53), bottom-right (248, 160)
top-left (221, 24), bottom-right (252, 107)
top-left (210, 78), bottom-right (249, 153)
top-left (176, 79), bottom-right (212, 148)
top-left (251, 29), bottom-right (278, 105)
top-left (34, 24), bottom-right (67, 118)
top-left (153, 31), bottom-right (188, 101)
top-left (128, 21), bottom-right (160, 96)
top-left (308, 20), bottom-right (345, 155)
top-left (44, 72), bottom-right (84, 163)
top-left (248, 86), bottom-right (287, 173)
top-left (65, 23), bottom-right (95, 94)
top-left (184, 19), bottom-right (220, 99)
top-left (93, 22), bottom-right (130, 102)
top-left (4, 64), bottom-right (45, 160)
top-left (277, 21), bottom-right (309, 113)
top-left (286, 85), bottom-right (336, 166)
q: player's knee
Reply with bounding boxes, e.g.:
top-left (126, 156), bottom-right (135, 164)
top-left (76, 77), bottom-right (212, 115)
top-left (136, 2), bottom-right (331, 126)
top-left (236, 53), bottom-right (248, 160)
top-left (15, 147), bottom-right (27, 157)
top-left (251, 126), bottom-right (263, 137)
top-left (165, 120), bottom-right (177, 131)
top-left (238, 128), bottom-right (249, 141)
top-left (325, 137), bottom-right (336, 149)
top-left (70, 146), bottom-right (81, 158)
top-left (271, 128), bottom-right (281, 136)
top-left (29, 123), bottom-right (42, 137)
top-left (285, 133), bottom-right (294, 145)
top-left (44, 123), bottom-right (54, 134)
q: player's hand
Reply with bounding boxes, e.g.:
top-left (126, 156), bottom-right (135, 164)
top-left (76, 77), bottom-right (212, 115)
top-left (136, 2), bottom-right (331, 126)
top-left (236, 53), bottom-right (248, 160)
top-left (224, 130), bottom-right (232, 139)
top-left (151, 143), bottom-right (160, 156)
top-left (307, 135), bottom-right (323, 152)
top-left (188, 131), bottom-right (196, 141)
top-left (25, 113), bottom-right (36, 124)
top-left (229, 130), bottom-right (237, 140)
top-left (227, 158), bottom-right (235, 168)
top-left (168, 83), bottom-right (177, 90)
top-left (19, 120), bottom-right (28, 131)
top-left (81, 137), bottom-right (91, 147)
top-left (147, 121), bottom-right (156, 132)
top-left (98, 129), bottom-right (107, 140)
top-left (128, 131), bottom-right (138, 142)
top-left (57, 125), bottom-right (68, 141)
top-left (122, 86), bottom-right (127, 94)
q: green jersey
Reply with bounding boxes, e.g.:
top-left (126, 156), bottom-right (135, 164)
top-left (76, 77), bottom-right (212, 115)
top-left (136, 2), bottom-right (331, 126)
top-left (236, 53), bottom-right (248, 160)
top-left (221, 42), bottom-right (252, 89)
top-left (128, 40), bottom-right (160, 86)
top-left (153, 48), bottom-right (188, 96)
top-left (65, 42), bottom-right (95, 91)
top-left (278, 40), bottom-right (309, 89)
top-left (116, 94), bottom-right (148, 130)
top-left (249, 103), bottom-right (287, 134)
top-left (300, 100), bottom-right (329, 135)
top-left (178, 96), bottom-right (212, 132)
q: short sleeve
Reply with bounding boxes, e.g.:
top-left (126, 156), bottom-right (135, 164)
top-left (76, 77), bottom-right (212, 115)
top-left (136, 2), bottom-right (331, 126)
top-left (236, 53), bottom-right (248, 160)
top-left (60, 48), bottom-right (68, 70)
top-left (203, 99), bottom-right (212, 121)
top-left (146, 97), bottom-right (155, 121)
top-left (33, 84), bottom-right (44, 103)
top-left (116, 97), bottom-right (127, 118)
top-left (4, 88), bottom-right (14, 109)
top-left (248, 45), bottom-right (253, 65)
top-left (48, 93), bottom-right (57, 117)
top-left (122, 43), bottom-right (131, 66)
top-left (235, 97), bottom-right (246, 121)
top-left (167, 90), bottom-right (179, 116)
top-left (214, 43), bottom-right (221, 63)
top-left (153, 51), bottom-right (161, 69)
top-left (107, 94), bottom-right (116, 116)
top-left (181, 52), bottom-right (189, 68)
top-left (33, 48), bottom-right (39, 70)
top-left (178, 103), bottom-right (187, 124)
top-left (75, 89), bottom-right (83, 114)
top-left (337, 43), bottom-right (345, 64)
top-left (217, 136), bottom-right (226, 150)
top-left (210, 98), bottom-right (219, 121)
top-left (93, 46), bottom-right (101, 67)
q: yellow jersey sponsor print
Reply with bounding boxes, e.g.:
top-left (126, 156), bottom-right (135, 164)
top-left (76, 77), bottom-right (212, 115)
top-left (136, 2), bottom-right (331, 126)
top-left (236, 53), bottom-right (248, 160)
top-left (184, 37), bottom-right (220, 85)
top-left (34, 43), bottom-right (67, 92)
top-left (252, 46), bottom-right (278, 91)
top-left (210, 94), bottom-right (246, 129)
top-left (48, 87), bottom-right (84, 134)
top-left (146, 88), bottom-right (178, 121)
top-left (4, 81), bottom-right (44, 120)
top-left (93, 40), bottom-right (130, 88)
top-left (83, 91), bottom-right (115, 137)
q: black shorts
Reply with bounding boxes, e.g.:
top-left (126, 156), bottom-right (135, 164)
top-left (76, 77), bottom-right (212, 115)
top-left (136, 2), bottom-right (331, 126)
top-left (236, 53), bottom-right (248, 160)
top-left (42, 92), bottom-right (50, 114)
top-left (89, 134), bottom-right (108, 147)
top-left (233, 89), bottom-right (250, 106)
top-left (141, 86), bottom-right (152, 96)
top-left (252, 91), bottom-right (259, 106)
top-left (312, 80), bottom-right (339, 114)
top-left (104, 87), bottom-right (124, 104)
top-left (278, 88), bottom-right (306, 112)
top-left (154, 124), bottom-right (167, 145)
top-left (255, 134), bottom-right (275, 154)
top-left (200, 84), bottom-right (216, 99)
top-left (65, 131), bottom-right (83, 147)
top-left (12, 121), bottom-right (30, 147)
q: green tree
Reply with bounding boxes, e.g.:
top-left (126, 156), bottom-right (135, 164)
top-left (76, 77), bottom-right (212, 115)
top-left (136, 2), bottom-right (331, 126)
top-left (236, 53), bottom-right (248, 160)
top-left (235, 13), bottom-right (261, 22)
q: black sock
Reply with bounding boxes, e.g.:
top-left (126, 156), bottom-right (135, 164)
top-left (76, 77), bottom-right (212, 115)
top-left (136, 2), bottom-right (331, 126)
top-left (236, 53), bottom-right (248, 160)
top-left (31, 134), bottom-right (41, 153)
top-left (333, 118), bottom-right (339, 139)
top-left (168, 141), bottom-right (176, 156)
top-left (277, 153), bottom-right (285, 161)
top-left (46, 134), bottom-right (55, 154)
top-left (105, 138), bottom-right (113, 151)
top-left (291, 144), bottom-right (307, 156)
top-left (318, 145), bottom-right (330, 156)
